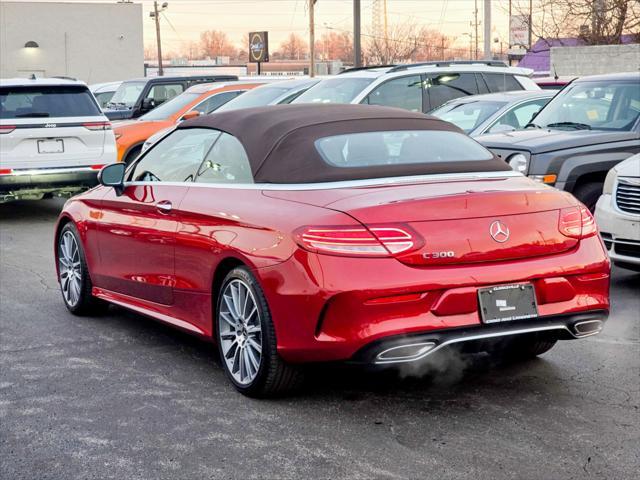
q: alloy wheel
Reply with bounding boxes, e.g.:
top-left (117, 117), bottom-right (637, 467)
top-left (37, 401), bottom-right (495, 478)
top-left (218, 279), bottom-right (263, 385)
top-left (58, 231), bottom-right (82, 307)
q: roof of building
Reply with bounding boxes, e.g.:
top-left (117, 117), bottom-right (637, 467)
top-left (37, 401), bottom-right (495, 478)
top-left (518, 35), bottom-right (639, 73)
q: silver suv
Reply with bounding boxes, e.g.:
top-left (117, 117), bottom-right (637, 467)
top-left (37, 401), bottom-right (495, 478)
top-left (293, 61), bottom-right (538, 112)
top-left (0, 77), bottom-right (116, 202)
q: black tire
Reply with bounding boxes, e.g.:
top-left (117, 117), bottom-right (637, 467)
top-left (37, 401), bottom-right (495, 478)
top-left (490, 334), bottom-right (557, 361)
top-left (57, 223), bottom-right (105, 316)
top-left (124, 145), bottom-right (143, 166)
top-left (215, 266), bottom-right (303, 397)
top-left (572, 182), bottom-right (603, 212)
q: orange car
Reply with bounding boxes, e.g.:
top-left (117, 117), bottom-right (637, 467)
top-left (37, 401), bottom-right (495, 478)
top-left (114, 82), bottom-right (265, 164)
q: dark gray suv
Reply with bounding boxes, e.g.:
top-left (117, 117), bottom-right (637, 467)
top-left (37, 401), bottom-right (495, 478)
top-left (477, 72), bottom-right (640, 210)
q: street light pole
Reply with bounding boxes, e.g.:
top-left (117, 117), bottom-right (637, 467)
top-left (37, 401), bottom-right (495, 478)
top-left (353, 0), bottom-right (362, 67)
top-left (150, 1), bottom-right (168, 76)
top-left (309, 0), bottom-right (316, 77)
top-left (483, 0), bottom-right (491, 59)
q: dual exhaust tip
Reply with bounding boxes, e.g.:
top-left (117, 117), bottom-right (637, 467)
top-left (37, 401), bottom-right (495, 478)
top-left (376, 342), bottom-right (437, 364)
top-left (374, 319), bottom-right (605, 365)
top-left (572, 319), bottom-right (603, 337)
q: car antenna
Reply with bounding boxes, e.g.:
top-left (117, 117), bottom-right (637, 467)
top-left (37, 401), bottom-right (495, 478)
top-left (30, 73), bottom-right (36, 80)
top-left (552, 64), bottom-right (559, 81)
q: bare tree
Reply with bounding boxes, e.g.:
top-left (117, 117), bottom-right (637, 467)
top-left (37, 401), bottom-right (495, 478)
top-left (414, 29), bottom-right (456, 61)
top-left (364, 22), bottom-right (421, 64)
top-left (517, 0), bottom-right (640, 45)
top-left (314, 31), bottom-right (353, 62)
top-left (364, 23), bottom-right (458, 64)
top-left (199, 30), bottom-right (238, 59)
top-left (279, 33), bottom-right (308, 60)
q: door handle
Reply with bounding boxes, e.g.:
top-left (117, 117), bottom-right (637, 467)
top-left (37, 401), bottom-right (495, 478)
top-left (156, 200), bottom-right (172, 213)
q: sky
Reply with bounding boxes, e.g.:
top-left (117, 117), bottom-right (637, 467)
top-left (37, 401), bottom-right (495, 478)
top-left (7, 0), bottom-right (525, 53)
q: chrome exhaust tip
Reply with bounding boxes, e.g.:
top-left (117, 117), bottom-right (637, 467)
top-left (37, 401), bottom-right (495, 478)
top-left (375, 342), bottom-right (436, 364)
top-left (573, 319), bottom-right (603, 337)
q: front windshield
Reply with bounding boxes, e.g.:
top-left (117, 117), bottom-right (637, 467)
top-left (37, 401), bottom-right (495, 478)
top-left (108, 81), bottom-right (145, 108)
top-left (294, 77), bottom-right (374, 104)
top-left (431, 101), bottom-right (506, 133)
top-left (532, 80), bottom-right (640, 131)
top-left (140, 92), bottom-right (200, 121)
top-left (216, 85), bottom-right (292, 112)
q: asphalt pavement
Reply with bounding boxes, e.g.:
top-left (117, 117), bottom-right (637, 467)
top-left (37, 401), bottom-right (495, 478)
top-left (1, 198), bottom-right (638, 480)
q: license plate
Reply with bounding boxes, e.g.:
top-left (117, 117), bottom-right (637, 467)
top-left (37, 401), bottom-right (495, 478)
top-left (478, 283), bottom-right (538, 324)
top-left (37, 139), bottom-right (64, 154)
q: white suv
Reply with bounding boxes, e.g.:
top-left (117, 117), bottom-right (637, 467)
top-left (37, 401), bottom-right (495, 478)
top-left (595, 154), bottom-right (640, 271)
top-left (293, 61), bottom-right (538, 112)
top-left (0, 77), bottom-right (116, 203)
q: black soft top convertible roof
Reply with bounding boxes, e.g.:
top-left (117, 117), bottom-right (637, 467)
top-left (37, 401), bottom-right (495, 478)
top-left (177, 104), bottom-right (510, 184)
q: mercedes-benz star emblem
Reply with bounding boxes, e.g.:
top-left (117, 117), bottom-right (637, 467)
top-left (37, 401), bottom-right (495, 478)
top-left (489, 220), bottom-right (510, 243)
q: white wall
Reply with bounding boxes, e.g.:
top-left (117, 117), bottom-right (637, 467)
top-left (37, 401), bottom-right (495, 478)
top-left (550, 44), bottom-right (640, 77)
top-left (0, 1), bottom-right (144, 84)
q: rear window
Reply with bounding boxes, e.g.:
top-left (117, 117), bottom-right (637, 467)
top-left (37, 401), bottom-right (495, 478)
top-left (431, 100), bottom-right (507, 133)
top-left (294, 77), bottom-right (374, 104)
top-left (483, 73), bottom-right (523, 92)
top-left (216, 85), bottom-right (291, 112)
top-left (0, 85), bottom-right (101, 119)
top-left (140, 92), bottom-right (200, 121)
top-left (315, 130), bottom-right (493, 168)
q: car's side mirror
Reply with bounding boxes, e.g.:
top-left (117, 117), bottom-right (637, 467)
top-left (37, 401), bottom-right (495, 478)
top-left (141, 98), bottom-right (155, 111)
top-left (98, 163), bottom-right (126, 195)
top-left (180, 110), bottom-right (201, 122)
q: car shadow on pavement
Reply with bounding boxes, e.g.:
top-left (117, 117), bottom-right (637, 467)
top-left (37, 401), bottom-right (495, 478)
top-left (97, 303), bottom-right (563, 402)
top-left (0, 198), bottom-right (67, 222)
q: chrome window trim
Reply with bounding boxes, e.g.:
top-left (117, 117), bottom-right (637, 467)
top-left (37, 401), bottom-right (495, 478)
top-left (124, 170), bottom-right (523, 191)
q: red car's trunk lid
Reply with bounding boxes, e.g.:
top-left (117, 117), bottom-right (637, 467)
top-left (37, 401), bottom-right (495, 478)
top-left (265, 176), bottom-right (579, 265)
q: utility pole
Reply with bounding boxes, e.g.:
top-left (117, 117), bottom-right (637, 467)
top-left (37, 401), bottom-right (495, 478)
top-left (150, 2), bottom-right (168, 76)
top-left (309, 0), bottom-right (316, 77)
top-left (473, 0), bottom-right (480, 60)
top-left (483, 0), bottom-right (491, 59)
top-left (528, 0), bottom-right (533, 49)
top-left (354, 0), bottom-right (361, 67)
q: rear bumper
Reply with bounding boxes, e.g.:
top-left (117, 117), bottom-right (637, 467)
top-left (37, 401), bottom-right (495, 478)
top-left (349, 310), bottom-right (608, 366)
top-left (260, 235), bottom-right (610, 363)
top-left (0, 166), bottom-right (100, 202)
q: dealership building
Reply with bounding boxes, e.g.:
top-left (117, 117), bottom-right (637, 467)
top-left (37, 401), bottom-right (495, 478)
top-left (0, 1), bottom-right (144, 83)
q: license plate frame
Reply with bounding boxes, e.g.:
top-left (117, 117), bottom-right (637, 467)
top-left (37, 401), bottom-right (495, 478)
top-left (37, 139), bottom-right (64, 154)
top-left (478, 283), bottom-right (538, 324)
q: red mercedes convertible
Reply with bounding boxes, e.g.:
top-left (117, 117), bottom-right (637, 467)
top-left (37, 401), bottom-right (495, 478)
top-left (55, 105), bottom-right (610, 397)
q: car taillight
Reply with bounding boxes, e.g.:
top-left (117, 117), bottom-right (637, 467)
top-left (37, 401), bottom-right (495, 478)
top-left (559, 206), bottom-right (597, 239)
top-left (0, 125), bottom-right (16, 134)
top-left (295, 225), bottom-right (420, 257)
top-left (83, 121), bottom-right (112, 131)
top-left (0, 168), bottom-right (13, 175)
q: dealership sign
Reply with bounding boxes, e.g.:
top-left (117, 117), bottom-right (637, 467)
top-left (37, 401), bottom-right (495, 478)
top-left (509, 15), bottom-right (530, 47)
top-left (249, 31), bottom-right (269, 63)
